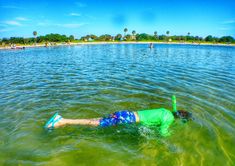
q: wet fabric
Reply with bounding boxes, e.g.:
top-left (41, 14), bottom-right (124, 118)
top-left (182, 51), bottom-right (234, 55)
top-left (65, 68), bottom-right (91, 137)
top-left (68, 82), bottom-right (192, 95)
top-left (137, 108), bottom-right (174, 136)
top-left (99, 110), bottom-right (136, 127)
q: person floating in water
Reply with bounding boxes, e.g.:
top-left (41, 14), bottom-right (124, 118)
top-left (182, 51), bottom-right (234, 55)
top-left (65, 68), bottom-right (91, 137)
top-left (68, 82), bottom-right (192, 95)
top-left (45, 96), bottom-right (192, 136)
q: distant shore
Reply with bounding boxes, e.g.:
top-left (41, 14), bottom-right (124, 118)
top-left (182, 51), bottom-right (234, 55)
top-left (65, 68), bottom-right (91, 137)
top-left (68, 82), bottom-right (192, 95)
top-left (0, 41), bottom-right (235, 50)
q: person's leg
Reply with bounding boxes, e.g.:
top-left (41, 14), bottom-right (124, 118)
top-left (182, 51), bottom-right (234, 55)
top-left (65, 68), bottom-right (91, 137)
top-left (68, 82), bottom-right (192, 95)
top-left (46, 114), bottom-right (101, 128)
top-left (45, 110), bottom-right (137, 129)
top-left (58, 118), bottom-right (100, 127)
top-left (99, 111), bottom-right (136, 127)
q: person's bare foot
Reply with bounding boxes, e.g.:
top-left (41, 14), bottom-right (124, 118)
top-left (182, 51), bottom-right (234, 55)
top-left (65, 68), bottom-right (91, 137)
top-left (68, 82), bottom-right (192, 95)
top-left (46, 115), bottom-right (63, 128)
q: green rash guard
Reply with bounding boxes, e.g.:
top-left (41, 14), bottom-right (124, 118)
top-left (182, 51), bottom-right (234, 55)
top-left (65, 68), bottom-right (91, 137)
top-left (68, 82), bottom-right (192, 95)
top-left (137, 108), bottom-right (174, 136)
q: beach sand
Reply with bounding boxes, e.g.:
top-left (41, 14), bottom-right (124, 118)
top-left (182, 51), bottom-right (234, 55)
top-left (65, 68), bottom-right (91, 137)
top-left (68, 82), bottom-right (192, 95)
top-left (0, 41), bottom-right (234, 50)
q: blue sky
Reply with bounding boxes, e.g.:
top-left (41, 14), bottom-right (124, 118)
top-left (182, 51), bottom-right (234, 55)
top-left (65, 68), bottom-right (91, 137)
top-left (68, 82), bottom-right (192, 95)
top-left (0, 0), bottom-right (234, 38)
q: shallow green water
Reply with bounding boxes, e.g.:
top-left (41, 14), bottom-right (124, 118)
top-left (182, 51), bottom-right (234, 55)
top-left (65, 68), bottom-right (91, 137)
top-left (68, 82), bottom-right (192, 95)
top-left (0, 44), bottom-right (235, 166)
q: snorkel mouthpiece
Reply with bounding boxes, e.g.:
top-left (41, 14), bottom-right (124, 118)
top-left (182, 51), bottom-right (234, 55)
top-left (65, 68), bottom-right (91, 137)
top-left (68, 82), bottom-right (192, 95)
top-left (172, 95), bottom-right (177, 113)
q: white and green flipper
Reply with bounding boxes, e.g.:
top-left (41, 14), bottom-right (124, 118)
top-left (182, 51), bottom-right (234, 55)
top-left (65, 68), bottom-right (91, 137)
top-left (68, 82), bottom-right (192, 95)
top-left (44, 112), bottom-right (62, 129)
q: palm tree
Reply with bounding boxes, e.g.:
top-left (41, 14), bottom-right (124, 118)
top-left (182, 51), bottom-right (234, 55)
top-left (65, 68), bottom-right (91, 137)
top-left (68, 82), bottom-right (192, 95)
top-left (124, 28), bottom-right (128, 39)
top-left (187, 32), bottom-right (192, 42)
top-left (154, 31), bottom-right (158, 39)
top-left (132, 30), bottom-right (136, 36)
top-left (166, 31), bottom-right (170, 42)
top-left (33, 31), bottom-right (37, 45)
top-left (166, 31), bottom-right (170, 36)
top-left (132, 30), bottom-right (136, 40)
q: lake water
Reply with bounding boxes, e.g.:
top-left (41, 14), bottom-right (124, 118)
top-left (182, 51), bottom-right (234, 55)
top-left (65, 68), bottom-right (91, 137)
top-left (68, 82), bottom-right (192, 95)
top-left (0, 44), bottom-right (235, 166)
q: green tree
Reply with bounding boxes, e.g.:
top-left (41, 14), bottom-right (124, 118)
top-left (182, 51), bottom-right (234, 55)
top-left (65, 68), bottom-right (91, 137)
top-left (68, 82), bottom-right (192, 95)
top-left (195, 36), bottom-right (199, 41)
top-left (166, 31), bottom-right (170, 41)
top-left (136, 33), bottom-right (155, 41)
top-left (98, 34), bottom-right (112, 41)
top-left (219, 36), bottom-right (234, 43)
top-left (132, 30), bottom-right (136, 40)
top-left (186, 32), bottom-right (191, 41)
top-left (9, 37), bottom-right (24, 44)
top-left (158, 35), bottom-right (167, 41)
top-left (205, 35), bottom-right (213, 42)
top-left (132, 30), bottom-right (136, 36)
top-left (33, 31), bottom-right (37, 45)
top-left (125, 34), bottom-right (132, 41)
top-left (154, 31), bottom-right (158, 39)
top-left (90, 34), bottom-right (98, 40)
top-left (24, 38), bottom-right (29, 44)
top-left (33, 31), bottom-right (37, 37)
top-left (81, 36), bottom-right (88, 41)
top-left (166, 31), bottom-right (170, 36)
top-left (124, 28), bottom-right (128, 39)
top-left (115, 34), bottom-right (122, 41)
top-left (43, 33), bottom-right (68, 42)
top-left (69, 35), bottom-right (75, 41)
top-left (2, 38), bottom-right (9, 44)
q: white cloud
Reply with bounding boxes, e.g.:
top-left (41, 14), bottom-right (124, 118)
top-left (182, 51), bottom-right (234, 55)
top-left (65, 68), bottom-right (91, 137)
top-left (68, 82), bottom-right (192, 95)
top-left (0, 5), bottom-right (24, 9)
top-left (37, 19), bottom-right (51, 26)
top-left (0, 28), bottom-right (13, 32)
top-left (0, 23), bottom-right (7, 27)
top-left (222, 20), bottom-right (235, 24)
top-left (5, 21), bottom-right (22, 26)
top-left (218, 27), bottom-right (230, 31)
top-left (75, 2), bottom-right (86, 7)
top-left (37, 22), bottom-right (48, 26)
top-left (56, 23), bottom-right (87, 28)
top-left (37, 21), bottom-right (87, 28)
top-left (16, 17), bottom-right (29, 21)
top-left (69, 13), bottom-right (81, 16)
top-left (85, 14), bottom-right (96, 20)
top-left (0, 17), bottom-right (28, 27)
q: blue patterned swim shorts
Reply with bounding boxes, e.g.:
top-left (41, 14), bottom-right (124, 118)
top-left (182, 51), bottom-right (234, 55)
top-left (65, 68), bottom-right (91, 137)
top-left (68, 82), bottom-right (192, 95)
top-left (99, 110), bottom-right (136, 127)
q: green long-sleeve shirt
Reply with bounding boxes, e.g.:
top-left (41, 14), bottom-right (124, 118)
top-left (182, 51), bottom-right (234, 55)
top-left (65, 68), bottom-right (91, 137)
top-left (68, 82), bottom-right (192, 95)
top-left (137, 108), bottom-right (174, 136)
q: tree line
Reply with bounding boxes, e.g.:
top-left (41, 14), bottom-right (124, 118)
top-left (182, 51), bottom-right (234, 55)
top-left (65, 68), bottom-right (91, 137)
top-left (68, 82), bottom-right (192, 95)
top-left (0, 33), bottom-right (75, 45)
top-left (0, 29), bottom-right (234, 45)
top-left (80, 28), bottom-right (234, 43)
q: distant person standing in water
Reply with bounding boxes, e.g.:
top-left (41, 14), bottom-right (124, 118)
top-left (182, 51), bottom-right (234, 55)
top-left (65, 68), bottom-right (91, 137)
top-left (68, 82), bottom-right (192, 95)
top-left (45, 96), bottom-right (193, 136)
top-left (149, 43), bottom-right (154, 48)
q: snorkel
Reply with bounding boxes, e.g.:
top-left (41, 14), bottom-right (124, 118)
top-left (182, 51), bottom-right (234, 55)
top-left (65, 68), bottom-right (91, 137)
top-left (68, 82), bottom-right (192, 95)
top-left (172, 95), bottom-right (193, 122)
top-left (172, 95), bottom-right (177, 113)
top-left (172, 95), bottom-right (182, 121)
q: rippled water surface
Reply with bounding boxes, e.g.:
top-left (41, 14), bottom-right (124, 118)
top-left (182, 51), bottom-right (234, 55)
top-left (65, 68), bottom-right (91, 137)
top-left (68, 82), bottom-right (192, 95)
top-left (0, 44), bottom-right (235, 166)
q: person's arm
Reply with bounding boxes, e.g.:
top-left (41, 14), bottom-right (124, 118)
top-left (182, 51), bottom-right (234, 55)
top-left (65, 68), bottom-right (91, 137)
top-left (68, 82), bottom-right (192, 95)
top-left (160, 118), bottom-right (173, 137)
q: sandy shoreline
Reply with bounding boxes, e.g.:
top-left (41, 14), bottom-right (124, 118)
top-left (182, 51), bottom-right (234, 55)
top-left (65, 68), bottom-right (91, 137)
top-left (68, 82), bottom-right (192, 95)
top-left (0, 41), bottom-right (234, 50)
